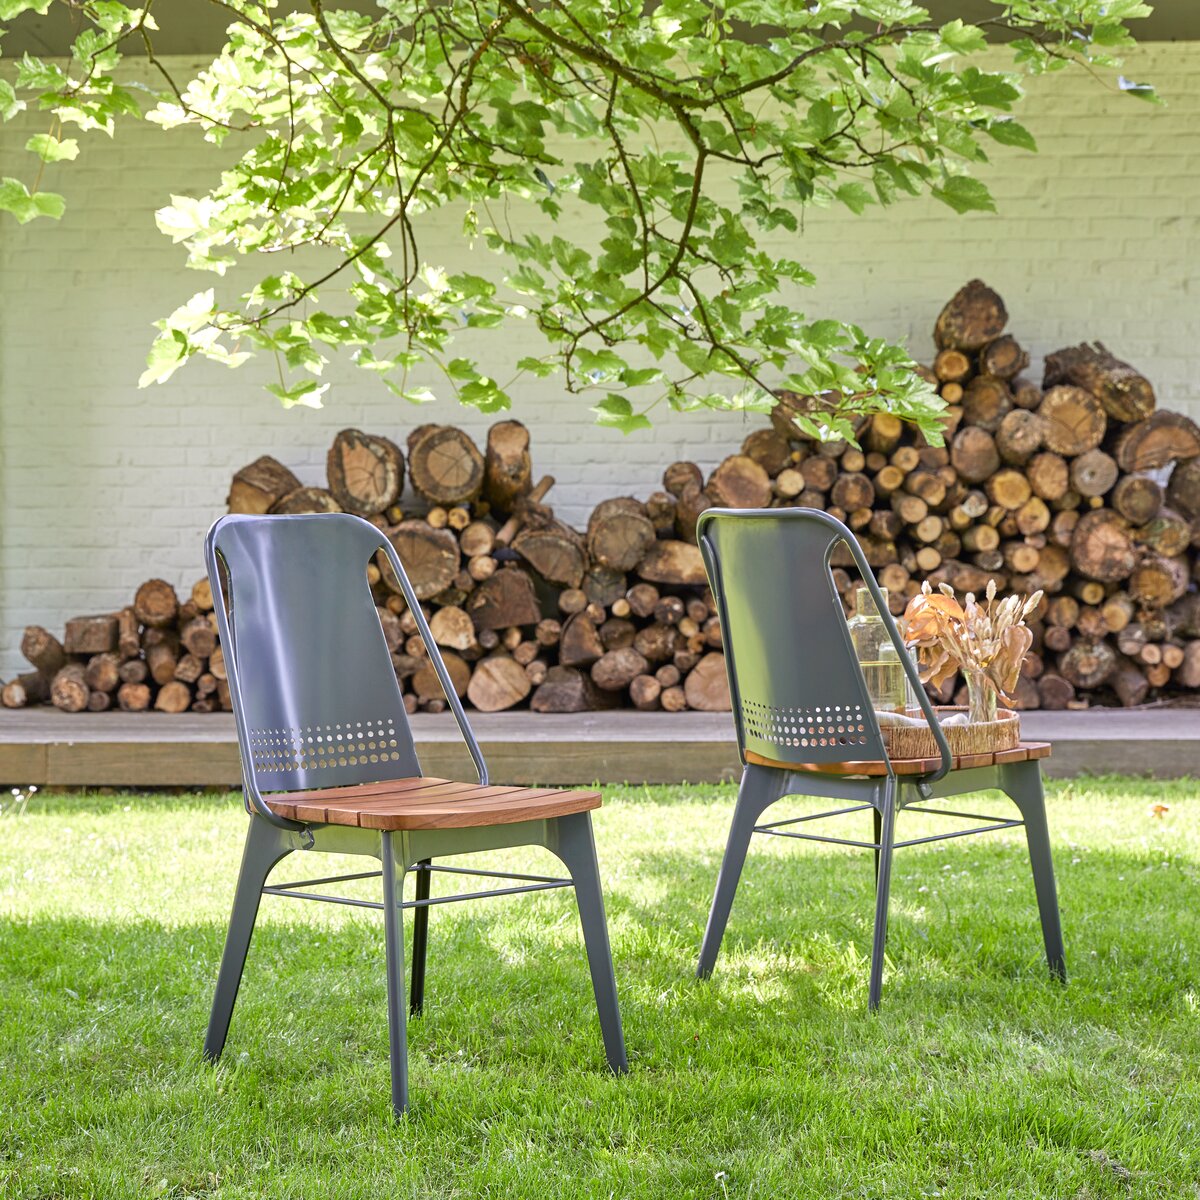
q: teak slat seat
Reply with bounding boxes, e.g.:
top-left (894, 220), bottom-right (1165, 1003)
top-left (694, 508), bottom-right (1066, 1010)
top-left (202, 513), bottom-right (626, 1120)
top-left (744, 742), bottom-right (1051, 778)
top-left (266, 779), bottom-right (601, 830)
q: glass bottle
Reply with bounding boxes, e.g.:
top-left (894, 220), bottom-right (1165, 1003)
top-left (846, 586), bottom-right (909, 714)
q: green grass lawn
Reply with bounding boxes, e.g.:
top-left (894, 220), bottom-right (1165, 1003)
top-left (1, 777), bottom-right (1197, 1199)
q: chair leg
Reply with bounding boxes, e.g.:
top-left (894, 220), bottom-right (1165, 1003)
top-left (697, 764), bottom-right (787, 979)
top-left (872, 806), bottom-right (883, 886)
top-left (1002, 762), bottom-right (1067, 982)
top-left (550, 811), bottom-right (628, 1074)
top-left (380, 831), bottom-right (410, 1118)
top-left (868, 780), bottom-right (897, 1012)
top-left (204, 815), bottom-right (293, 1061)
top-left (410, 859), bottom-right (431, 1016)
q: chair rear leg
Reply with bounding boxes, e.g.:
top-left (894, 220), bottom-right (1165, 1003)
top-left (550, 812), bottom-right (628, 1074)
top-left (872, 806), bottom-right (883, 886)
top-left (697, 765), bottom-right (787, 979)
top-left (410, 860), bottom-right (431, 1016)
top-left (204, 816), bottom-right (294, 1061)
top-left (381, 832), bottom-right (410, 1118)
top-left (868, 782), bottom-right (897, 1012)
top-left (1002, 762), bottom-right (1066, 981)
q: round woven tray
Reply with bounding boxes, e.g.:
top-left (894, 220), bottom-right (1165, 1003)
top-left (882, 706), bottom-right (1020, 760)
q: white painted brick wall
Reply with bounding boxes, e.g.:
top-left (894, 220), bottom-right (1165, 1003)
top-left (1, 45), bottom-right (1197, 676)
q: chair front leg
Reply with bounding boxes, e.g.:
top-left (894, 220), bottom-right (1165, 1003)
top-left (380, 831), bottom-right (410, 1118)
top-left (697, 763), bottom-right (789, 979)
top-left (204, 814), bottom-right (294, 1061)
top-left (1001, 761), bottom-right (1066, 981)
top-left (867, 778), bottom-right (897, 1011)
top-left (548, 811), bottom-right (628, 1074)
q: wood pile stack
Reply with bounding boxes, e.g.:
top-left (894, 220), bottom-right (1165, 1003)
top-left (4, 280), bottom-right (1198, 716)
top-left (3, 578), bottom-right (228, 715)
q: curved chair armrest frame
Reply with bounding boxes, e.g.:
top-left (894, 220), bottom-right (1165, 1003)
top-left (376, 535), bottom-right (489, 788)
top-left (839, 531), bottom-right (952, 785)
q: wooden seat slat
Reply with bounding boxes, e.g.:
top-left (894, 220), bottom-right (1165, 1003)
top-left (264, 776), bottom-right (601, 831)
top-left (744, 741), bottom-right (1051, 778)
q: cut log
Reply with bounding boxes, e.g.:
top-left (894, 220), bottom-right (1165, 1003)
top-left (133, 579), bottom-right (179, 629)
top-left (271, 486), bottom-right (342, 514)
top-left (1112, 474), bottom-right (1163, 525)
top-left (985, 469), bottom-right (1032, 512)
top-left (636, 540), bottom-right (707, 587)
top-left (741, 430), bottom-right (792, 478)
top-left (408, 426), bottom-right (485, 505)
top-left (465, 568), bottom-right (540, 631)
top-left (1070, 510), bottom-right (1137, 582)
top-left (800, 455), bottom-right (838, 492)
top-left (587, 498), bottom-right (656, 572)
top-left (1037, 672), bottom-right (1076, 710)
top-left (467, 655), bottom-right (531, 712)
top-left (513, 520), bottom-right (587, 588)
top-left (591, 647), bottom-right (650, 692)
top-left (1176, 641), bottom-right (1200, 688)
top-left (380, 521), bottom-right (460, 600)
top-left (227, 456), bottom-right (302, 514)
top-left (179, 616), bottom-right (218, 659)
top-left (51, 664), bottom-right (90, 713)
top-left (117, 682), bottom-right (152, 712)
top-left (63, 614), bottom-right (118, 656)
top-left (413, 652), bottom-right (471, 701)
top-left (1166, 458), bottom-right (1200, 520)
top-left (174, 653), bottom-right (205, 685)
top-left (154, 680), bottom-right (192, 714)
top-left (962, 376), bottom-right (1012, 432)
top-left (460, 521), bottom-right (496, 559)
top-left (1, 672), bottom-right (48, 708)
top-left (865, 413), bottom-right (904, 454)
top-left (558, 611), bottom-right (605, 668)
top-left (146, 640), bottom-right (179, 686)
top-left (1058, 640), bottom-right (1116, 689)
top-left (531, 666), bottom-right (617, 713)
top-left (950, 427), bottom-right (1000, 484)
top-left (933, 348), bottom-right (972, 384)
top-left (684, 652), bottom-right (732, 711)
top-left (1042, 341), bottom-right (1155, 423)
top-left (1069, 449), bottom-right (1119, 499)
top-left (117, 607), bottom-right (141, 659)
top-left (21, 625), bottom-right (67, 676)
top-left (979, 335), bottom-right (1029, 381)
top-left (1013, 381), bottom-right (1043, 411)
top-left (645, 492), bottom-right (678, 536)
top-left (429, 606), bottom-right (477, 652)
top-left (191, 578), bottom-right (214, 613)
top-left (326, 428), bottom-right (404, 515)
top-left (674, 483), bottom-right (712, 543)
top-left (1135, 509), bottom-right (1192, 558)
top-left (1111, 659), bottom-right (1150, 708)
top-left (934, 279), bottom-right (1007, 351)
top-left (707, 455), bottom-right (772, 509)
top-left (1113, 410), bottom-right (1200, 473)
top-left (484, 420), bottom-right (532, 514)
top-left (663, 461), bottom-right (703, 498)
top-left (1129, 554), bottom-right (1189, 608)
top-left (599, 618), bottom-right (636, 651)
top-left (830, 473), bottom-right (875, 512)
top-left (84, 652), bottom-right (121, 693)
top-left (1038, 386), bottom-right (1106, 456)
top-left (995, 409), bottom-right (1044, 466)
top-left (629, 674), bottom-right (662, 711)
top-left (582, 565), bottom-right (628, 608)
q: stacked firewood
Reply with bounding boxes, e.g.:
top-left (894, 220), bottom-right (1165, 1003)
top-left (3, 578), bottom-right (228, 714)
top-left (4, 280), bottom-right (1198, 715)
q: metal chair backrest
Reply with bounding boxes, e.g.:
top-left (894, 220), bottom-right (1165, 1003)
top-left (206, 513), bottom-right (482, 803)
top-left (697, 507), bottom-right (900, 770)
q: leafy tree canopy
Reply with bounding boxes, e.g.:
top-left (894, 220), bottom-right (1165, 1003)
top-left (1, 0), bottom-right (1155, 441)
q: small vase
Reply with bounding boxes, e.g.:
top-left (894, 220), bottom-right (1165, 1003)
top-left (964, 671), bottom-right (997, 725)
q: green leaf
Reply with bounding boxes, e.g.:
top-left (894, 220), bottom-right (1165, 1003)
top-left (266, 380), bottom-right (329, 409)
top-left (0, 80), bottom-right (23, 122)
top-left (0, 177), bottom-right (64, 223)
top-left (834, 182), bottom-right (874, 215)
top-left (931, 176), bottom-right (996, 214)
top-left (591, 396), bottom-right (652, 435)
top-left (985, 119), bottom-right (1037, 153)
top-left (938, 19), bottom-right (986, 54)
top-left (25, 133), bottom-right (79, 163)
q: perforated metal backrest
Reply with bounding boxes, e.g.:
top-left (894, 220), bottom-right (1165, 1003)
top-left (698, 508), bottom-right (889, 766)
top-left (207, 513), bottom-right (421, 794)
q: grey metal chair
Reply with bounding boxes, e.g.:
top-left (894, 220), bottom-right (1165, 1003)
top-left (203, 512), bottom-right (626, 1117)
top-left (694, 508), bottom-right (1065, 1009)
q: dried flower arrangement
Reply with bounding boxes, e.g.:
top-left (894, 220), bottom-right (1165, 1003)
top-left (903, 578), bottom-right (1043, 726)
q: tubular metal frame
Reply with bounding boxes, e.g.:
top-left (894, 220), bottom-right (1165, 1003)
top-left (693, 509), bottom-right (1066, 1010)
top-left (201, 514), bottom-right (627, 1119)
